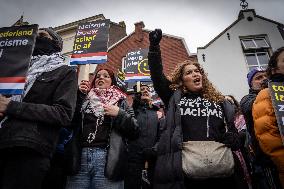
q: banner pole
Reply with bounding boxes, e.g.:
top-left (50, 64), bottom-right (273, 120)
top-left (78, 64), bottom-right (90, 82)
top-left (137, 81), bottom-right (141, 92)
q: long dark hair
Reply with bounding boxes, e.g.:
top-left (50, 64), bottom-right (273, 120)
top-left (267, 47), bottom-right (284, 78)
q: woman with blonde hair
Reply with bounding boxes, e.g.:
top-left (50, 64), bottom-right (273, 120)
top-left (148, 29), bottom-right (241, 189)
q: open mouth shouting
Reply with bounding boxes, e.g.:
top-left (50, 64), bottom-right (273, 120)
top-left (193, 77), bottom-right (202, 85)
top-left (97, 80), bottom-right (104, 86)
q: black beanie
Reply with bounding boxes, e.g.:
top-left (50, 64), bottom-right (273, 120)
top-left (41, 27), bottom-right (63, 51)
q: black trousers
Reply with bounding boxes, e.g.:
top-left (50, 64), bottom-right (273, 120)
top-left (125, 162), bottom-right (154, 189)
top-left (184, 176), bottom-right (236, 189)
top-left (0, 147), bottom-right (50, 189)
top-left (42, 153), bottom-right (67, 189)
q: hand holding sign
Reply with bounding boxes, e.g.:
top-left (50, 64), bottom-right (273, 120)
top-left (79, 80), bottom-right (90, 94)
top-left (0, 95), bottom-right (11, 117)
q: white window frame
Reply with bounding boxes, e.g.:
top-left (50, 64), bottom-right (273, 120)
top-left (241, 37), bottom-right (269, 50)
top-left (244, 52), bottom-right (269, 70)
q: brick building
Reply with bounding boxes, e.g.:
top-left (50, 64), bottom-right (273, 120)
top-left (97, 21), bottom-right (193, 79)
top-left (95, 21), bottom-right (193, 105)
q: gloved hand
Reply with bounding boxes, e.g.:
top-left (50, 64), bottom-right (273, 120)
top-left (149, 29), bottom-right (162, 46)
top-left (222, 132), bottom-right (240, 151)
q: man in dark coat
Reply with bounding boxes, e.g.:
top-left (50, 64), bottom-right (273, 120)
top-left (240, 68), bottom-right (267, 142)
top-left (125, 84), bottom-right (163, 189)
top-left (0, 28), bottom-right (78, 189)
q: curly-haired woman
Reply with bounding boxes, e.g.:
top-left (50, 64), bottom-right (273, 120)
top-left (148, 29), bottom-right (241, 189)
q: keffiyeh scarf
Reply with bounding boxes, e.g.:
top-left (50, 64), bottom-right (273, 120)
top-left (81, 85), bottom-right (126, 143)
top-left (13, 52), bottom-right (66, 101)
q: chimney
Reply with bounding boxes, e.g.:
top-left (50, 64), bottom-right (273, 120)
top-left (134, 21), bottom-right (145, 42)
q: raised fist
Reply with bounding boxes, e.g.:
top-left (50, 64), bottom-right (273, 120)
top-left (149, 29), bottom-right (162, 46)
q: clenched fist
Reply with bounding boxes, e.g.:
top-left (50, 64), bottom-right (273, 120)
top-left (149, 29), bottom-right (162, 46)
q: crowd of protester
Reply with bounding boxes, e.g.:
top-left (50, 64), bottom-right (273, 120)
top-left (0, 27), bottom-right (283, 189)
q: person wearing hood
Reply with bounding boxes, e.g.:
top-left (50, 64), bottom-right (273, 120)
top-left (253, 47), bottom-right (284, 189)
top-left (0, 28), bottom-right (78, 189)
top-left (124, 84), bottom-right (163, 189)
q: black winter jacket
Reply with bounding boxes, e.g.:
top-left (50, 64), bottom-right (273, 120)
top-left (0, 65), bottom-right (78, 158)
top-left (240, 89), bottom-right (258, 138)
top-left (128, 101), bottom-right (161, 164)
top-left (148, 45), bottom-right (239, 189)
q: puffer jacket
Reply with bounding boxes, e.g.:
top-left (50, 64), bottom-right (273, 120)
top-left (252, 88), bottom-right (284, 188)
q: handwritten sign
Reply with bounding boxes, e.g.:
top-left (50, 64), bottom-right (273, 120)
top-left (0, 24), bottom-right (38, 94)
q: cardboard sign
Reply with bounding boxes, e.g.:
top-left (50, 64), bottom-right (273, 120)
top-left (124, 49), bottom-right (151, 82)
top-left (0, 24), bottom-right (38, 95)
top-left (268, 82), bottom-right (284, 145)
top-left (70, 19), bottom-right (110, 65)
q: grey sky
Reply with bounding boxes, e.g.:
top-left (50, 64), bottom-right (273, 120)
top-left (1, 0), bottom-right (283, 53)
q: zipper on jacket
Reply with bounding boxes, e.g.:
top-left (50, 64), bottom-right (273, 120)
top-left (206, 114), bottom-right (210, 138)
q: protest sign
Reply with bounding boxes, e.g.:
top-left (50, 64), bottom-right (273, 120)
top-left (0, 24), bottom-right (38, 95)
top-left (269, 82), bottom-right (284, 145)
top-left (124, 48), bottom-right (151, 82)
top-left (70, 19), bottom-right (110, 65)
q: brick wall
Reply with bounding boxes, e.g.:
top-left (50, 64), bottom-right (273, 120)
top-left (97, 21), bottom-right (191, 78)
top-left (109, 21), bottom-right (127, 47)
